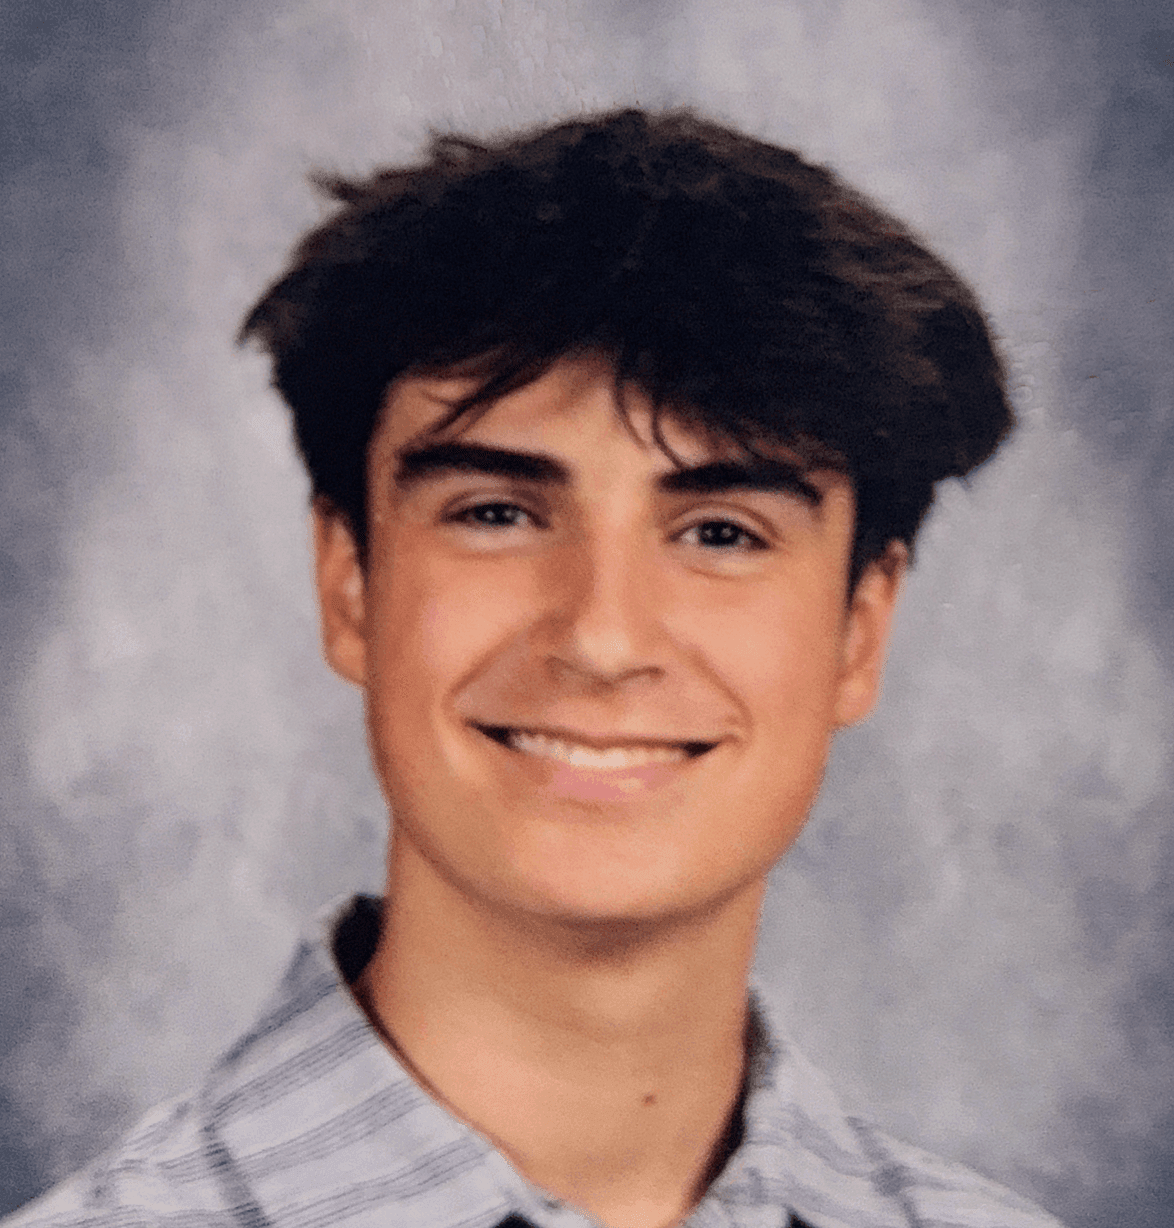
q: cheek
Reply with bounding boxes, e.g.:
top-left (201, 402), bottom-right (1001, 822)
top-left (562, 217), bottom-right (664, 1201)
top-left (364, 552), bottom-right (540, 731)
top-left (695, 586), bottom-right (846, 719)
top-left (714, 595), bottom-right (846, 840)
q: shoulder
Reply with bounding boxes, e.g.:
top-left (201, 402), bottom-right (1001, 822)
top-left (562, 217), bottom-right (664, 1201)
top-left (1, 924), bottom-right (350, 1228)
top-left (844, 1117), bottom-right (1067, 1228)
top-left (743, 997), bottom-right (1067, 1228)
top-left (1, 901), bottom-right (400, 1228)
top-left (0, 1093), bottom-right (230, 1228)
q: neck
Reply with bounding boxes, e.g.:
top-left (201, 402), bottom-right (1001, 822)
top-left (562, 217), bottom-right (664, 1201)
top-left (354, 844), bottom-right (765, 1228)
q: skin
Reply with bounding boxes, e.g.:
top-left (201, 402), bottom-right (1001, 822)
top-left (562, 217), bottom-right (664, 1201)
top-left (313, 354), bottom-right (906, 1228)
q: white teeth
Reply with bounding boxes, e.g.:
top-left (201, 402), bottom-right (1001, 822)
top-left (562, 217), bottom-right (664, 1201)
top-left (508, 730), bottom-right (690, 768)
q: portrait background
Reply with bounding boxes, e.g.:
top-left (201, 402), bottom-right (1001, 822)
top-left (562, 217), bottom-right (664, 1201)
top-left (2, 2), bottom-right (1172, 1226)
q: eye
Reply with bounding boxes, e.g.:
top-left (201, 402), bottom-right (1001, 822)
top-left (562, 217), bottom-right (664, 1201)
top-left (679, 519), bottom-right (768, 551)
top-left (446, 501), bottom-right (538, 530)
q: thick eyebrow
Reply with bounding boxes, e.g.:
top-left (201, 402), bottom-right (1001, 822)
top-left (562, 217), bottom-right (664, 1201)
top-left (393, 440), bottom-right (822, 505)
top-left (657, 459), bottom-right (823, 505)
top-left (394, 441), bottom-right (571, 488)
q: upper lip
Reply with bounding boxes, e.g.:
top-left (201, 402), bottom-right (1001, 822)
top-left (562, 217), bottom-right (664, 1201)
top-left (472, 723), bottom-right (720, 752)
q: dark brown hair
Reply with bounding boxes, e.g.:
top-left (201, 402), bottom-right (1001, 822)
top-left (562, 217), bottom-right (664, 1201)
top-left (241, 107), bottom-right (1013, 587)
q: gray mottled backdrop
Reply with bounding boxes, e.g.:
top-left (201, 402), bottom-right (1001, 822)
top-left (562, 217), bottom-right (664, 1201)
top-left (2, 2), bottom-right (1171, 1225)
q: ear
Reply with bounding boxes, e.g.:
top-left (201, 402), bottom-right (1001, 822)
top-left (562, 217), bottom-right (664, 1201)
top-left (312, 498), bottom-right (368, 687)
top-left (833, 541), bottom-right (908, 727)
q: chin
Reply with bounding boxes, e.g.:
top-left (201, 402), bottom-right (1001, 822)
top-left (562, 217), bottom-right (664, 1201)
top-left (494, 850), bottom-right (763, 938)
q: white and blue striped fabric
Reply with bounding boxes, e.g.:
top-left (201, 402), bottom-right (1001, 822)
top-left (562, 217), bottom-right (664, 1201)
top-left (4, 896), bottom-right (1065, 1228)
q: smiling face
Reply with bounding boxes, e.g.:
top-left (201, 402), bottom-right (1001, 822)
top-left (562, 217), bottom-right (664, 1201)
top-left (315, 355), bottom-right (905, 930)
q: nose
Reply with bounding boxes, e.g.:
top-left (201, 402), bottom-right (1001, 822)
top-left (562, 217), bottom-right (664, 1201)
top-left (540, 528), bottom-right (665, 689)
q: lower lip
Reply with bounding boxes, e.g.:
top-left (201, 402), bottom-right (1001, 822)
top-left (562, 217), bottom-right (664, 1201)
top-left (480, 731), bottom-right (709, 804)
top-left (547, 758), bottom-right (687, 803)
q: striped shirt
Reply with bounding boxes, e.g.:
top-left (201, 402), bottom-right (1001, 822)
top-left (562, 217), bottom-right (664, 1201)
top-left (6, 895), bottom-right (1065, 1228)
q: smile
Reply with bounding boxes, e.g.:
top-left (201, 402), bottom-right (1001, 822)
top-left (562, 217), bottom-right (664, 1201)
top-left (475, 725), bottom-right (716, 770)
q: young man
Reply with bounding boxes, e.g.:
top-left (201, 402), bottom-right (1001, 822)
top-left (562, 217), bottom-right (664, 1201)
top-left (7, 110), bottom-right (1065, 1228)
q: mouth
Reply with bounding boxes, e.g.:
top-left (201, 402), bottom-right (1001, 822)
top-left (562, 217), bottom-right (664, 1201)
top-left (473, 725), bottom-right (718, 769)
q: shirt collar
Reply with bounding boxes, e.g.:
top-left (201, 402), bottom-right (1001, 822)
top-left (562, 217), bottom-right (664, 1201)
top-left (198, 895), bottom-right (902, 1228)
